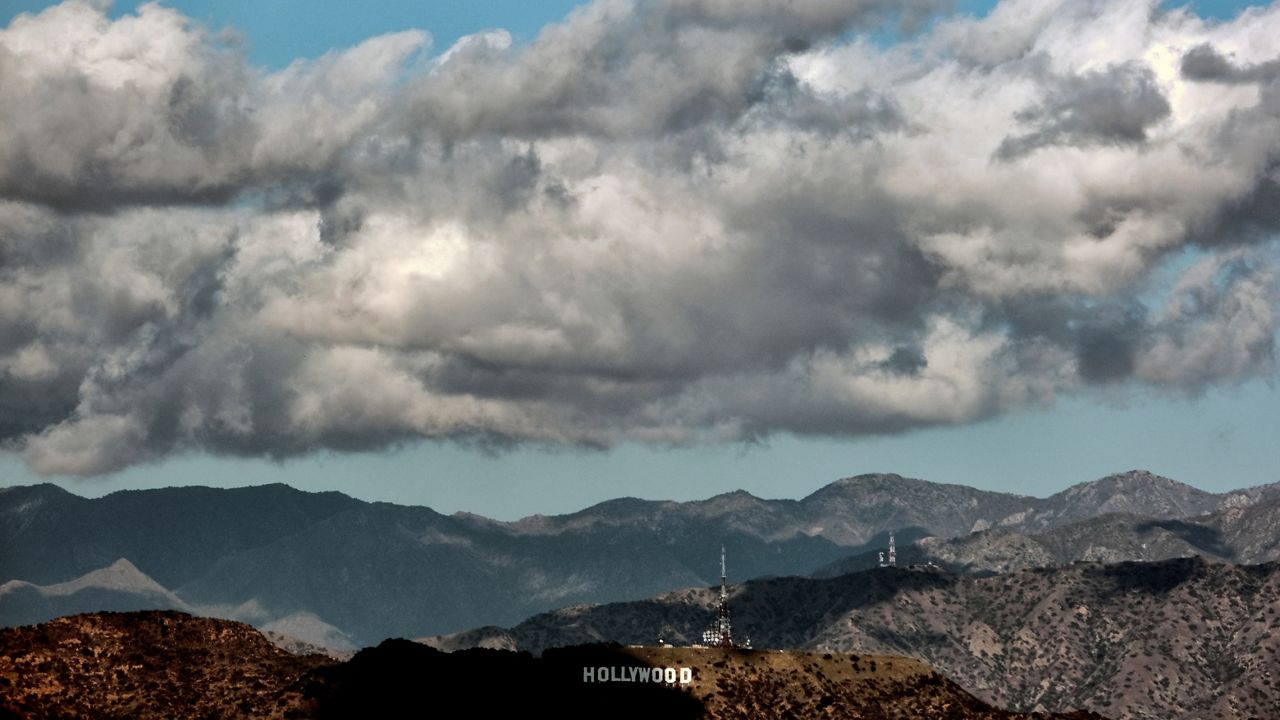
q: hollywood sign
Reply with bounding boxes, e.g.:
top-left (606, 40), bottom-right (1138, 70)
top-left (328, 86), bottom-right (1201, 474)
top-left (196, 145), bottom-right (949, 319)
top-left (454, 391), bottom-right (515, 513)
top-left (582, 666), bottom-right (694, 685)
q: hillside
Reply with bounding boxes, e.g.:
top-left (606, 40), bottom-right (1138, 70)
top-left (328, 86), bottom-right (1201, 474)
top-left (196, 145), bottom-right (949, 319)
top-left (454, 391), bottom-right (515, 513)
top-left (0, 611), bottom-right (1097, 720)
top-left (0, 611), bottom-right (329, 719)
top-left (816, 494), bottom-right (1280, 577)
top-left (426, 558), bottom-right (1280, 720)
top-left (617, 646), bottom-right (1102, 720)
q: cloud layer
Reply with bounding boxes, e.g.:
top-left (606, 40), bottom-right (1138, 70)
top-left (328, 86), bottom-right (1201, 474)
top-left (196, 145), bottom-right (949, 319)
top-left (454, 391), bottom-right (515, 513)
top-left (1, 0), bottom-right (1277, 475)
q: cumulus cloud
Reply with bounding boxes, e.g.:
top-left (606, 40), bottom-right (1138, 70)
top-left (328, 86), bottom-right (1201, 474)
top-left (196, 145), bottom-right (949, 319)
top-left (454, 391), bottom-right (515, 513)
top-left (1, 0), bottom-right (1278, 475)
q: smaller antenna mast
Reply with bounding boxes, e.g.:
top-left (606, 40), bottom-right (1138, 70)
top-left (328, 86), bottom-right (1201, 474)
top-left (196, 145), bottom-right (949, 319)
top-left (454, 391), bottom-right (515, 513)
top-left (720, 544), bottom-right (727, 594)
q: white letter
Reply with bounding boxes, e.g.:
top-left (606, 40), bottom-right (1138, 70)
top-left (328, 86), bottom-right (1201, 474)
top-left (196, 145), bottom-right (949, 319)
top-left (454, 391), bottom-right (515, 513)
top-left (664, 668), bottom-right (677, 684)
top-left (679, 668), bottom-right (692, 684)
top-left (583, 667), bottom-right (595, 682)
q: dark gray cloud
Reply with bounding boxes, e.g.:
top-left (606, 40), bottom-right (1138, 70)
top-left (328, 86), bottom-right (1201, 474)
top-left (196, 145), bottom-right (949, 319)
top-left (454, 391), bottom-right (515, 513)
top-left (995, 61), bottom-right (1172, 160)
top-left (0, 0), bottom-right (1277, 475)
top-left (877, 347), bottom-right (929, 376)
top-left (1072, 301), bottom-right (1148, 383)
top-left (1181, 43), bottom-right (1280, 84)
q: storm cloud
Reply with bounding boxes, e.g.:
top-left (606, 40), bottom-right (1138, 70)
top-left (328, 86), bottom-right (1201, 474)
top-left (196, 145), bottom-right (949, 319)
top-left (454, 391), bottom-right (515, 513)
top-left (1, 0), bottom-right (1277, 475)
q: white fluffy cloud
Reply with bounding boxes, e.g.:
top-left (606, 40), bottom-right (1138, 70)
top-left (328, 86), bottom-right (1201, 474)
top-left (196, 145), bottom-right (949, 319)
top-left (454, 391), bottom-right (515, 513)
top-left (0, 0), bottom-right (1277, 475)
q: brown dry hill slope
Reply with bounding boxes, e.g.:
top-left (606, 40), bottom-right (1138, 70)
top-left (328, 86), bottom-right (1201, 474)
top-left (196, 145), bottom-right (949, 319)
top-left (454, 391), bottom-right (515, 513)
top-left (0, 611), bottom-right (1097, 719)
top-left (618, 646), bottom-right (1102, 720)
top-left (0, 611), bottom-right (329, 719)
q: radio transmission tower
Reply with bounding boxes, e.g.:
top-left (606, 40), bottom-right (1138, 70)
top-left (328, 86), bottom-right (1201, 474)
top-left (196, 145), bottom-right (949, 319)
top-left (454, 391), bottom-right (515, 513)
top-left (702, 545), bottom-right (736, 648)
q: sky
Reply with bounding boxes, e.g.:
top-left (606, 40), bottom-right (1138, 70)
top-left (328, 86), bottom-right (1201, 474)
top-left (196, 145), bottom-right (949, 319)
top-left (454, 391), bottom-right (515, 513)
top-left (0, 0), bottom-right (1277, 519)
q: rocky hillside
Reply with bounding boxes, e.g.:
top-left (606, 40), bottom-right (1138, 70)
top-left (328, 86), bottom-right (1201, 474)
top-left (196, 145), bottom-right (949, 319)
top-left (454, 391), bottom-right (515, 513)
top-left (816, 494), bottom-right (1280, 577)
top-left (0, 611), bottom-right (1096, 720)
top-left (1012, 471), bottom-right (1230, 532)
top-left (427, 558), bottom-right (1280, 720)
top-left (603, 646), bottom-right (1102, 720)
top-left (0, 611), bottom-right (329, 719)
top-left (3, 471), bottom-right (1275, 646)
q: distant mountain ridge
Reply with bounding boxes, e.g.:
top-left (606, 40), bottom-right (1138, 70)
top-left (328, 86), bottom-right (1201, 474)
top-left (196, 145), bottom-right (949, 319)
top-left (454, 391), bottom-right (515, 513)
top-left (478, 469), bottom-right (1271, 548)
top-left (2, 470), bottom-right (1276, 647)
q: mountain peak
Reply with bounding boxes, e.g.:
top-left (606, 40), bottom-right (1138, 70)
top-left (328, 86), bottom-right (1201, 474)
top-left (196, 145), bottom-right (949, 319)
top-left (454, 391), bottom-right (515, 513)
top-left (698, 488), bottom-right (766, 506)
top-left (1097, 469), bottom-right (1182, 486)
top-left (46, 558), bottom-right (174, 598)
top-left (801, 473), bottom-right (912, 499)
top-left (833, 472), bottom-right (909, 486)
top-left (0, 482), bottom-right (77, 509)
top-left (0, 482), bottom-right (71, 496)
top-left (1036, 470), bottom-right (1221, 529)
top-left (1059, 470), bottom-right (1204, 497)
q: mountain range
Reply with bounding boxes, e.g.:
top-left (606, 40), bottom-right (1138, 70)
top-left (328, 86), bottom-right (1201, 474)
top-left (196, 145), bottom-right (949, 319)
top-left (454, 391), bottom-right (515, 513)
top-left (3, 470), bottom-right (1277, 648)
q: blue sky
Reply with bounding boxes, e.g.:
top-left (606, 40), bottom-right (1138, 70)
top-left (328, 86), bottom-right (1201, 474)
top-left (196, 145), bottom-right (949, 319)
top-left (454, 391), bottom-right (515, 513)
top-left (3, 1), bottom-right (1267, 68)
top-left (5, 376), bottom-right (1274, 519)
top-left (3, 0), bottom-right (589, 67)
top-left (1, 0), bottom-right (1277, 518)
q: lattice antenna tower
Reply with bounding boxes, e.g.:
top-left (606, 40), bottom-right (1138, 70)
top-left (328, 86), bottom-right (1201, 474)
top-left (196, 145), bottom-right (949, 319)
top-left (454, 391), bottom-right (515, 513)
top-left (716, 545), bottom-right (734, 648)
